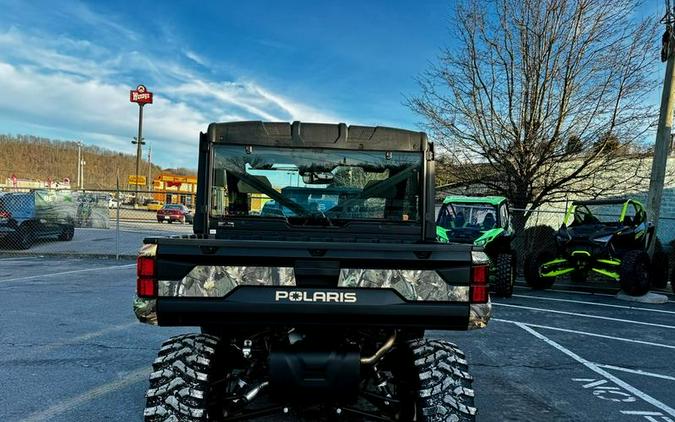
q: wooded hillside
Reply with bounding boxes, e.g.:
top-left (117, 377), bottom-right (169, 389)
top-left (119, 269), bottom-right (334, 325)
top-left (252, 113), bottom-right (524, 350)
top-left (0, 134), bottom-right (195, 189)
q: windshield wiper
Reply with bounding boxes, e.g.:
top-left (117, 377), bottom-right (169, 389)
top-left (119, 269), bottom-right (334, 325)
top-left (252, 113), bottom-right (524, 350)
top-left (227, 169), bottom-right (309, 217)
top-left (325, 164), bottom-right (418, 215)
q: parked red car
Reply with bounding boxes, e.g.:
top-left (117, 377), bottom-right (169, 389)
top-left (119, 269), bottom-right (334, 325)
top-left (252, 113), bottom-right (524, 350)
top-left (156, 204), bottom-right (193, 224)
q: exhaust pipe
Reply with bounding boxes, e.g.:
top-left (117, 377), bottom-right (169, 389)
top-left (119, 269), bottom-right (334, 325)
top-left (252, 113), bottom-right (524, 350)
top-left (360, 331), bottom-right (397, 365)
top-left (233, 381), bottom-right (269, 405)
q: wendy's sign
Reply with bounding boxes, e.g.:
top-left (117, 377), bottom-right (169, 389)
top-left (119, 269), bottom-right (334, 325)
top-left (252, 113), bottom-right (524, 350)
top-left (130, 85), bottom-right (153, 105)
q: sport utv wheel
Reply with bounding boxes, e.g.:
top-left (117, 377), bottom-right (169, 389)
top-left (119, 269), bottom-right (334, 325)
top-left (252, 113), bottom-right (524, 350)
top-left (524, 251), bottom-right (555, 290)
top-left (407, 338), bottom-right (476, 421)
top-left (494, 253), bottom-right (515, 298)
top-left (144, 333), bottom-right (220, 422)
top-left (620, 250), bottom-right (650, 296)
top-left (650, 239), bottom-right (669, 289)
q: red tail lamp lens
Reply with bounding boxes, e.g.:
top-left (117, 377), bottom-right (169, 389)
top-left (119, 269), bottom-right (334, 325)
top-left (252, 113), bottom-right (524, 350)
top-left (136, 256), bottom-right (157, 298)
top-left (471, 265), bottom-right (488, 285)
top-left (471, 285), bottom-right (489, 303)
top-left (137, 278), bottom-right (157, 297)
top-left (470, 265), bottom-right (489, 303)
top-left (137, 256), bottom-right (156, 278)
top-left (0, 211), bottom-right (11, 218)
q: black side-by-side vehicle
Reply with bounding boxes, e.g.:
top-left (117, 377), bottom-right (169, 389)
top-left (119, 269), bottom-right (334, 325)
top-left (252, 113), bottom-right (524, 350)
top-left (134, 121), bottom-right (491, 421)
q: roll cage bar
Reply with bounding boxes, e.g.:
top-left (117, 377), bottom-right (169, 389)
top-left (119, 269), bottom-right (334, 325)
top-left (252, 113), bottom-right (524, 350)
top-left (563, 199), bottom-right (647, 227)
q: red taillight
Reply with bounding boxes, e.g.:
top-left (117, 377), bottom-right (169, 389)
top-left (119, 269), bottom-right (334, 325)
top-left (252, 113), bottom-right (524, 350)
top-left (0, 211), bottom-right (11, 219)
top-left (136, 256), bottom-right (157, 298)
top-left (470, 265), bottom-right (489, 303)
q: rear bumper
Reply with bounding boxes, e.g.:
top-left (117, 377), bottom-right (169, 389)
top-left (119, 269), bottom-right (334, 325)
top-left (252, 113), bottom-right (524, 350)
top-left (134, 287), bottom-right (491, 330)
top-left (157, 215), bottom-right (186, 222)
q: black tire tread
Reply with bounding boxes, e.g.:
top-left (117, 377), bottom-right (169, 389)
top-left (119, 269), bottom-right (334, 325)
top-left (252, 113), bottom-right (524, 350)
top-left (494, 253), bottom-right (514, 298)
top-left (144, 333), bottom-right (219, 422)
top-left (524, 251), bottom-right (555, 290)
top-left (620, 250), bottom-right (650, 296)
top-left (408, 338), bottom-right (476, 422)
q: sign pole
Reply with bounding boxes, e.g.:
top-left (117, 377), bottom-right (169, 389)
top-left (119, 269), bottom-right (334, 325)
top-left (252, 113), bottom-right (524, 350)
top-left (135, 104), bottom-right (144, 206)
top-left (130, 84), bottom-right (152, 206)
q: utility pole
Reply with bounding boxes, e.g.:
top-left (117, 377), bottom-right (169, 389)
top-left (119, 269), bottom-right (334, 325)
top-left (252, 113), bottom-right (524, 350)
top-left (76, 141), bottom-right (86, 189)
top-left (647, 2), bottom-right (675, 256)
top-left (147, 144), bottom-right (152, 193)
top-left (77, 142), bottom-right (81, 189)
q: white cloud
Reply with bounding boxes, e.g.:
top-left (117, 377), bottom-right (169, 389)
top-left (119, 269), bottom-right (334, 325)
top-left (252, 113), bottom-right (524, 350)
top-left (184, 49), bottom-right (209, 67)
top-left (0, 62), bottom-right (205, 159)
top-left (0, 23), bottom-right (345, 167)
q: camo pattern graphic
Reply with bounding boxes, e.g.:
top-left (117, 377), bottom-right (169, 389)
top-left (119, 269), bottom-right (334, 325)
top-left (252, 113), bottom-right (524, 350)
top-left (468, 301), bottom-right (492, 330)
top-left (158, 266), bottom-right (295, 297)
top-left (155, 266), bottom-right (468, 302)
top-left (338, 269), bottom-right (469, 302)
top-left (133, 297), bottom-right (157, 325)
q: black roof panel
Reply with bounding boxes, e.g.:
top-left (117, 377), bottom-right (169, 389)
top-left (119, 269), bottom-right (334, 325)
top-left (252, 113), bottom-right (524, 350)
top-left (207, 121), bottom-right (427, 152)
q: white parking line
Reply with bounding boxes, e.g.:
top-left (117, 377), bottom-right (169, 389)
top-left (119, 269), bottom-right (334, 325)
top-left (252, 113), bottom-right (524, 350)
top-left (514, 285), bottom-right (675, 301)
top-left (20, 366), bottom-right (148, 422)
top-left (514, 284), bottom-right (618, 297)
top-left (494, 303), bottom-right (675, 330)
top-left (0, 264), bottom-right (135, 283)
top-left (596, 364), bottom-right (675, 382)
top-left (510, 294), bottom-right (675, 315)
top-left (516, 323), bottom-right (675, 417)
top-left (493, 318), bottom-right (675, 350)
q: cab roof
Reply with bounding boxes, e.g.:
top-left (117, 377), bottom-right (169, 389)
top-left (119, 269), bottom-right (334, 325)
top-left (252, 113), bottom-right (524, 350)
top-left (206, 121), bottom-right (428, 152)
top-left (442, 195), bottom-right (507, 206)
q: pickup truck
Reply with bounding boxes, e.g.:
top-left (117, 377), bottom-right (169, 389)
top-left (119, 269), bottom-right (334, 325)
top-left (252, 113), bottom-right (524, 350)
top-left (0, 190), bottom-right (75, 249)
top-left (134, 121), bottom-right (491, 421)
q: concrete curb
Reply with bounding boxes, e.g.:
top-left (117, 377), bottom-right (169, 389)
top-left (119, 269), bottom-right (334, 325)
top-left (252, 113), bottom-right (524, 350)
top-left (615, 291), bottom-right (669, 304)
top-left (0, 252), bottom-right (136, 261)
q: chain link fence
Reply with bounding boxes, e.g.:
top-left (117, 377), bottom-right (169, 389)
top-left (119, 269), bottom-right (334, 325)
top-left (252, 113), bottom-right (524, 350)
top-left (2, 188), bottom-right (674, 264)
top-left (0, 188), bottom-right (196, 258)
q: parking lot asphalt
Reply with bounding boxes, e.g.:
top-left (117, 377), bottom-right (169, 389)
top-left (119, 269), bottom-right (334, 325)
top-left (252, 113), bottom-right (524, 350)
top-left (0, 222), bottom-right (192, 257)
top-left (0, 256), bottom-right (673, 422)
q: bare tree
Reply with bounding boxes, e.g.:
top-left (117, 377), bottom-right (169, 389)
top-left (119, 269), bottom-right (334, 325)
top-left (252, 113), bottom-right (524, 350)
top-left (410, 0), bottom-right (659, 230)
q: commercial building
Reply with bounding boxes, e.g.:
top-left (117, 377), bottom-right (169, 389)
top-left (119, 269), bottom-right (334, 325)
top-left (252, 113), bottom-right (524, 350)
top-left (151, 174), bottom-right (197, 207)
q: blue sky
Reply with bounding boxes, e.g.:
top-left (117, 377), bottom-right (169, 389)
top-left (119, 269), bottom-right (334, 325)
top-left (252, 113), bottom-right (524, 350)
top-left (0, 0), bottom-right (452, 168)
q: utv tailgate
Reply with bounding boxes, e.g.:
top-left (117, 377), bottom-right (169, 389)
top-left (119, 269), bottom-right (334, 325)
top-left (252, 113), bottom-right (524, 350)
top-left (138, 237), bottom-right (489, 330)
